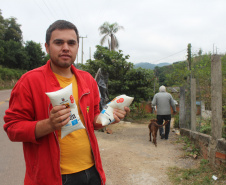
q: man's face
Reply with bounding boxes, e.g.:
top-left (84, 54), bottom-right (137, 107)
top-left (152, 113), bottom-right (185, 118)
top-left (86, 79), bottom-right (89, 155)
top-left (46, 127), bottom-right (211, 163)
top-left (45, 29), bottom-right (79, 68)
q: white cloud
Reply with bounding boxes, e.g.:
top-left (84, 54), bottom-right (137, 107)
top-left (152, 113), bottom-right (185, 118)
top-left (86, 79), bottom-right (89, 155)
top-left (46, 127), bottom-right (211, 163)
top-left (1, 0), bottom-right (226, 64)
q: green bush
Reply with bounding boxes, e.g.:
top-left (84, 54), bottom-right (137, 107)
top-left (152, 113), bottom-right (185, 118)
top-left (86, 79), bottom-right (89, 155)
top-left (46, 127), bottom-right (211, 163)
top-left (173, 114), bottom-right (179, 128)
top-left (200, 123), bottom-right (211, 135)
top-left (126, 101), bottom-right (156, 121)
top-left (199, 120), bottom-right (226, 139)
top-left (0, 67), bottom-right (25, 80)
top-left (223, 125), bottom-right (226, 139)
top-left (0, 66), bottom-right (26, 89)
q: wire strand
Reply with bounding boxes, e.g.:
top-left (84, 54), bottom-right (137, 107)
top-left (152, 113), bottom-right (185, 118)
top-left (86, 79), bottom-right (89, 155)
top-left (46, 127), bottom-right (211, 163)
top-left (152, 49), bottom-right (187, 63)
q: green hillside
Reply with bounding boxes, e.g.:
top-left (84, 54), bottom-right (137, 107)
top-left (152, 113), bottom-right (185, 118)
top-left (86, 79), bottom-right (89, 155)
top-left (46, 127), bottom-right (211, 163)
top-left (134, 62), bottom-right (170, 69)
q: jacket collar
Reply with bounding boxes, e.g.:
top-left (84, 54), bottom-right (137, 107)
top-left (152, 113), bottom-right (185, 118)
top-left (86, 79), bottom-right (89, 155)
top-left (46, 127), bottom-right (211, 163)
top-left (71, 63), bottom-right (90, 95)
top-left (43, 60), bottom-right (90, 95)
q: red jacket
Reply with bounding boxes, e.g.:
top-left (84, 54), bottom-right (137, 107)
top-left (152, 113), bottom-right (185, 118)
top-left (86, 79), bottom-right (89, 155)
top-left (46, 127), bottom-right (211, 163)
top-left (4, 60), bottom-right (106, 185)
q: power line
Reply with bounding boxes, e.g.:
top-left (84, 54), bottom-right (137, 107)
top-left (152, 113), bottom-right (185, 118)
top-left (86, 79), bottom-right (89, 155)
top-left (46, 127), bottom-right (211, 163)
top-left (55, 0), bottom-right (73, 21)
top-left (33, 0), bottom-right (53, 22)
top-left (41, 0), bottom-right (57, 20)
top-left (62, 3), bottom-right (77, 23)
top-left (152, 49), bottom-right (186, 63)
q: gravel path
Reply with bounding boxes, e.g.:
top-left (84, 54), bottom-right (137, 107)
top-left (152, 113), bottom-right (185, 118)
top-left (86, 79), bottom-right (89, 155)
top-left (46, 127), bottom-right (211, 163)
top-left (95, 121), bottom-right (199, 185)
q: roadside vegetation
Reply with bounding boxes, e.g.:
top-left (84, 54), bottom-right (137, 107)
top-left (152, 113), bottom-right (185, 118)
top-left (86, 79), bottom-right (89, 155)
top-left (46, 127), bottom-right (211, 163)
top-left (0, 65), bottom-right (26, 89)
top-left (167, 158), bottom-right (226, 185)
top-left (168, 135), bottom-right (226, 184)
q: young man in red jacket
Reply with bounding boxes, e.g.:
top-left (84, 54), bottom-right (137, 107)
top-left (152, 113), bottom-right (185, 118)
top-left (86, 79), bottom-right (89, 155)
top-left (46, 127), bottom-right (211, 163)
top-left (4, 20), bottom-right (129, 185)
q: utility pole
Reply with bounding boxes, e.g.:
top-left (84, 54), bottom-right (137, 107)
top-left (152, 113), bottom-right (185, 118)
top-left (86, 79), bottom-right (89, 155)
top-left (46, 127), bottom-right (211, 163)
top-left (213, 44), bottom-right (214, 55)
top-left (80, 36), bottom-right (87, 64)
top-left (216, 47), bottom-right (218, 54)
top-left (89, 47), bottom-right (91, 60)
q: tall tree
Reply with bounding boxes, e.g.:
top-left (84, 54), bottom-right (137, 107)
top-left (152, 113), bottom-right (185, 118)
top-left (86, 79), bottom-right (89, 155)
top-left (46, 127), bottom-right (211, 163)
top-left (0, 10), bottom-right (5, 40)
top-left (164, 61), bottom-right (188, 86)
top-left (80, 45), bottom-right (154, 102)
top-left (0, 40), bottom-right (4, 65)
top-left (25, 41), bottom-right (46, 70)
top-left (2, 40), bottom-right (28, 69)
top-left (4, 17), bottom-right (23, 43)
top-left (99, 22), bottom-right (124, 51)
top-left (187, 43), bottom-right (192, 78)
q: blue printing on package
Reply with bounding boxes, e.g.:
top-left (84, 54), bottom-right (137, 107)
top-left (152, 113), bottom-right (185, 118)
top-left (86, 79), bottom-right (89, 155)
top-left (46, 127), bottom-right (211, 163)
top-left (71, 119), bottom-right (78, 126)
top-left (101, 109), bottom-right (106, 114)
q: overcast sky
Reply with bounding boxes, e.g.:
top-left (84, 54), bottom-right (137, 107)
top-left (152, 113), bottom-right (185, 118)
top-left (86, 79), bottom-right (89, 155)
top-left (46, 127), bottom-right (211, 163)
top-left (1, 0), bottom-right (226, 64)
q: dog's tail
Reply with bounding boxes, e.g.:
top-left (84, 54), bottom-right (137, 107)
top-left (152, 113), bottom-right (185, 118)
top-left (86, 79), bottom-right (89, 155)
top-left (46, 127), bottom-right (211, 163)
top-left (153, 120), bottom-right (170, 127)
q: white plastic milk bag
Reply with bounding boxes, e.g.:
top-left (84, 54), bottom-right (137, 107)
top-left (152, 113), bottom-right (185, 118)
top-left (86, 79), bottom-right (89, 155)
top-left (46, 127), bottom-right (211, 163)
top-left (96, 105), bottom-right (115, 126)
top-left (97, 94), bottom-right (134, 126)
top-left (108, 95), bottom-right (134, 110)
top-left (45, 83), bottom-right (85, 138)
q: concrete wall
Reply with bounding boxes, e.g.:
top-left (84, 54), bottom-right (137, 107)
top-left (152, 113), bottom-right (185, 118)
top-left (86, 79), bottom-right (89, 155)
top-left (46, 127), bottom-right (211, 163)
top-left (180, 128), bottom-right (226, 166)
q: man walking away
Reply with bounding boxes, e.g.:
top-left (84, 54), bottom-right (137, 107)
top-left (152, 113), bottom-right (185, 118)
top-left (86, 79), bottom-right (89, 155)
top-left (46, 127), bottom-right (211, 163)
top-left (152, 85), bottom-right (176, 140)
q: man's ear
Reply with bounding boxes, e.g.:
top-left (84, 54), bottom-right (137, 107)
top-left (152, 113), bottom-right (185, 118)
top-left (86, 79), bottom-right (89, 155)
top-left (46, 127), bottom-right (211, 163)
top-left (45, 43), bottom-right (49, 54)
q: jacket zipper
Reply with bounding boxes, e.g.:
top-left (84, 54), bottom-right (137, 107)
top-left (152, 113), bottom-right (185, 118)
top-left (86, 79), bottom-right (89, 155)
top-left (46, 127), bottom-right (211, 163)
top-left (79, 92), bottom-right (104, 185)
top-left (48, 102), bottom-right (62, 185)
top-left (54, 131), bottom-right (62, 185)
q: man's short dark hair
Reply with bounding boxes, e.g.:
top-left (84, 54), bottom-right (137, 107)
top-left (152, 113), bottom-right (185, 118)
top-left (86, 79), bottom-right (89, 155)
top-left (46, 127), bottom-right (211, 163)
top-left (46, 20), bottom-right (79, 45)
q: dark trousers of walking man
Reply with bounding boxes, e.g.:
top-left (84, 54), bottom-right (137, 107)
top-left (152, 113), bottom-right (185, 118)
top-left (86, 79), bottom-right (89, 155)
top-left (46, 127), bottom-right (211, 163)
top-left (157, 115), bottom-right (171, 140)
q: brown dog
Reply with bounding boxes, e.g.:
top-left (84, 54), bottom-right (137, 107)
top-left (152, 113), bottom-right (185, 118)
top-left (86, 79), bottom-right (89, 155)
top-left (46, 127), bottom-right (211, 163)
top-left (148, 119), bottom-right (170, 147)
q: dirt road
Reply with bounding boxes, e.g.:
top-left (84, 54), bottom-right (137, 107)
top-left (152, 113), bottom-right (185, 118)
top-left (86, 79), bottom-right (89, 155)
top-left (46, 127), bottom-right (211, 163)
top-left (95, 121), bottom-right (199, 185)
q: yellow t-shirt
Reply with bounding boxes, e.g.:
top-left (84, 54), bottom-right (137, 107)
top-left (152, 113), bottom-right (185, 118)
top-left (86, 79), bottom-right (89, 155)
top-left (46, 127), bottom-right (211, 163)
top-left (54, 73), bottom-right (94, 174)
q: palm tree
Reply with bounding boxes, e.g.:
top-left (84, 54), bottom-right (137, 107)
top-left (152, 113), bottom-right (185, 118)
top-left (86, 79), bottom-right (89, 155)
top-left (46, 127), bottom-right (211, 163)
top-left (99, 22), bottom-right (124, 51)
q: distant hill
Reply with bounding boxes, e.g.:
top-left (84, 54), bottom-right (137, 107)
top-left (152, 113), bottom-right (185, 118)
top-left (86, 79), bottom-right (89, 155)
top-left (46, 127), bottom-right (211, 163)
top-left (134, 62), bottom-right (170, 70)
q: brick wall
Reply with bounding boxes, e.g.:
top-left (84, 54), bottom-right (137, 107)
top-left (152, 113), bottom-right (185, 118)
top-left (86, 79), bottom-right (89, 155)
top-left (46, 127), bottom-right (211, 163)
top-left (216, 139), bottom-right (226, 165)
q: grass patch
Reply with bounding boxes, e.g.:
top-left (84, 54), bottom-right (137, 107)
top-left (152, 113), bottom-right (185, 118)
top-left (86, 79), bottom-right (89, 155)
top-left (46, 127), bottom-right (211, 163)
top-left (174, 136), bottom-right (200, 158)
top-left (0, 79), bottom-right (17, 90)
top-left (167, 157), bottom-right (226, 185)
